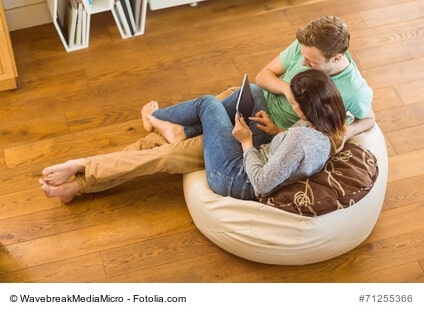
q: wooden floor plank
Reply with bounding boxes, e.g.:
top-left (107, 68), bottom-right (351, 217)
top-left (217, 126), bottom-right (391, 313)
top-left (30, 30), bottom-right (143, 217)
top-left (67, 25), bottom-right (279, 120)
top-left (354, 262), bottom-right (424, 282)
top-left (0, 164), bottom-right (45, 196)
top-left (388, 148), bottom-right (424, 182)
top-left (386, 125), bottom-right (424, 154)
top-left (1, 197), bottom-right (193, 272)
top-left (395, 78), bottom-right (424, 105)
top-left (0, 253), bottom-right (106, 282)
top-left (226, 260), bottom-right (424, 283)
top-left (354, 41), bottom-right (416, 70)
top-left (363, 58), bottom-right (424, 89)
top-left (348, 0), bottom-right (413, 12)
top-left (284, 0), bottom-right (357, 27)
top-left (0, 150), bottom-right (5, 171)
top-left (101, 229), bottom-right (220, 278)
top-left (371, 87), bottom-right (403, 112)
top-left (349, 18), bottom-right (424, 51)
top-left (103, 249), bottom-right (271, 283)
top-left (359, 1), bottom-right (424, 28)
top-left (375, 102), bottom-right (424, 134)
top-left (0, 188), bottom-right (61, 220)
top-left (368, 202), bottom-right (424, 241)
top-left (3, 119), bottom-right (144, 168)
top-left (384, 175), bottom-right (424, 211)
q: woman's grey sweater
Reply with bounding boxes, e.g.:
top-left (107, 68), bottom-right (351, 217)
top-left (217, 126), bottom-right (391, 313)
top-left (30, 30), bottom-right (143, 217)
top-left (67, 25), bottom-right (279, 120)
top-left (243, 120), bottom-right (331, 196)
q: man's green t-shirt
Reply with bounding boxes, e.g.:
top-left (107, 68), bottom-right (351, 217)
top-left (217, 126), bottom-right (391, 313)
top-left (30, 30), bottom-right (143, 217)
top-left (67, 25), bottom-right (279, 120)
top-left (263, 40), bottom-right (373, 129)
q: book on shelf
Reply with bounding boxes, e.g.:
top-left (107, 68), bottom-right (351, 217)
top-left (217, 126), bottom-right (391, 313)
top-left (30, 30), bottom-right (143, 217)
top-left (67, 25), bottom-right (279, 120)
top-left (65, 0), bottom-right (78, 48)
top-left (82, 4), bottom-right (89, 46)
top-left (56, 0), bottom-right (89, 49)
top-left (114, 0), bottom-right (132, 36)
top-left (114, 0), bottom-right (145, 36)
top-left (75, 1), bottom-right (83, 46)
top-left (130, 0), bottom-right (142, 29)
top-left (122, 0), bottom-right (137, 35)
top-left (56, 0), bottom-right (68, 31)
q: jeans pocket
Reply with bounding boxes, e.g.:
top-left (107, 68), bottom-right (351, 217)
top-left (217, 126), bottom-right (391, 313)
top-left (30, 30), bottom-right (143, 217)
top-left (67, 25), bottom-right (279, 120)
top-left (207, 169), bottom-right (234, 197)
top-left (207, 168), bottom-right (255, 200)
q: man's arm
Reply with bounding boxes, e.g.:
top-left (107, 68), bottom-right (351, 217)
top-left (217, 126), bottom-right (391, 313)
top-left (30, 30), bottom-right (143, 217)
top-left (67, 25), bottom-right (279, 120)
top-left (255, 56), bottom-right (293, 102)
top-left (345, 108), bottom-right (376, 141)
top-left (252, 56), bottom-right (292, 135)
top-left (335, 108), bottom-right (376, 153)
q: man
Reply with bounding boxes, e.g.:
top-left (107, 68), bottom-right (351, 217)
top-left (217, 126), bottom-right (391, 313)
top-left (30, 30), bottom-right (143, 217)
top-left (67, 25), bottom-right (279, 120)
top-left (253, 15), bottom-right (374, 142)
top-left (40, 16), bottom-right (375, 202)
top-left (145, 16), bottom-right (374, 144)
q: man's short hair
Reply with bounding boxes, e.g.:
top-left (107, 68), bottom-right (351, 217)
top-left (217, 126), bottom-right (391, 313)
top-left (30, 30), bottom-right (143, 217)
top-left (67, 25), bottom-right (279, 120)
top-left (296, 16), bottom-right (350, 60)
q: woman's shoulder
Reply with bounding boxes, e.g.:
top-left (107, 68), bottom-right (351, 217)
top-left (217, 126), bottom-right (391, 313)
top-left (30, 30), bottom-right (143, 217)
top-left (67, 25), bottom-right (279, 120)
top-left (290, 119), bottom-right (309, 127)
top-left (273, 120), bottom-right (328, 143)
top-left (287, 123), bottom-right (329, 143)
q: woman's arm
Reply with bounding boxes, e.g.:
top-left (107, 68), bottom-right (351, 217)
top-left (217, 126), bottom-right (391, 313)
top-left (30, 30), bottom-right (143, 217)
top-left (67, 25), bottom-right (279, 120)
top-left (232, 114), bottom-right (253, 151)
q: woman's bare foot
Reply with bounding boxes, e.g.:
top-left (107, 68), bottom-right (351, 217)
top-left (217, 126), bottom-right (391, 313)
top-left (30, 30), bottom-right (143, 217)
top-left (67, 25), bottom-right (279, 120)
top-left (146, 115), bottom-right (186, 144)
top-left (39, 178), bottom-right (80, 203)
top-left (141, 101), bottom-right (159, 132)
top-left (42, 158), bottom-right (86, 186)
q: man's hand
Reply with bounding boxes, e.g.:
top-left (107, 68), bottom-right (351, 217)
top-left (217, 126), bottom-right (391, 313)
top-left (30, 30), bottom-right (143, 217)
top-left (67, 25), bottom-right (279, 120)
top-left (249, 110), bottom-right (284, 136)
top-left (232, 113), bottom-right (253, 151)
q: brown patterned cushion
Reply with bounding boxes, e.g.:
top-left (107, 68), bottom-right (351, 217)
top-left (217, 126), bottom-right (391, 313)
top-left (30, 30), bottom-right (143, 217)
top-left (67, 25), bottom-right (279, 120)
top-left (257, 143), bottom-right (379, 217)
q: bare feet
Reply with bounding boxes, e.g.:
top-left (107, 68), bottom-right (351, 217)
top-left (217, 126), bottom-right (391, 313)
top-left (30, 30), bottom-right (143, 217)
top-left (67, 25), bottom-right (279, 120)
top-left (39, 178), bottom-right (80, 203)
top-left (147, 115), bottom-right (186, 144)
top-left (42, 158), bottom-right (86, 186)
top-left (141, 101), bottom-right (159, 132)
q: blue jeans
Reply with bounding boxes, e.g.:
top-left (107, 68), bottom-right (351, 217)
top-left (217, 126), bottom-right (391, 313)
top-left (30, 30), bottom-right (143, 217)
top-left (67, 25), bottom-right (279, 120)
top-left (153, 84), bottom-right (271, 147)
top-left (152, 85), bottom-right (271, 200)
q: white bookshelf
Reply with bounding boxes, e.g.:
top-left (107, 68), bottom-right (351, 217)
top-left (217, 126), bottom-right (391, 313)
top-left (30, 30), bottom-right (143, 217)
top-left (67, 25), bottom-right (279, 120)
top-left (47, 0), bottom-right (147, 52)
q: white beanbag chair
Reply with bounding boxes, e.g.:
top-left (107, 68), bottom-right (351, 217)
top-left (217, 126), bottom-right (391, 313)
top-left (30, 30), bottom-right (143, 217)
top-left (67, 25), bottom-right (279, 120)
top-left (182, 124), bottom-right (388, 265)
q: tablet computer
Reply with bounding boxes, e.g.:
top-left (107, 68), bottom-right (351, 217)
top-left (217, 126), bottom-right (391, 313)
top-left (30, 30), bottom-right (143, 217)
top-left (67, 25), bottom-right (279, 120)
top-left (236, 74), bottom-right (254, 118)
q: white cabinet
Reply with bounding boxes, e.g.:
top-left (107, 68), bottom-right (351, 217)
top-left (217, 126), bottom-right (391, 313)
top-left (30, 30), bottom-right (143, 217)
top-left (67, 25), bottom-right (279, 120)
top-left (148, 0), bottom-right (204, 10)
top-left (47, 0), bottom-right (147, 52)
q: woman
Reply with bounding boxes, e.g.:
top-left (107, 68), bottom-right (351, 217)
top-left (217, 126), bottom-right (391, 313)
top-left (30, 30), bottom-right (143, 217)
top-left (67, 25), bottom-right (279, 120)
top-left (40, 69), bottom-right (346, 202)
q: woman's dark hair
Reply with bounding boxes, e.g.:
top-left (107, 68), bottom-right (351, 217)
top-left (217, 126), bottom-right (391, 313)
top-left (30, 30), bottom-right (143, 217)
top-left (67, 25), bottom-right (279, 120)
top-left (290, 69), bottom-right (346, 153)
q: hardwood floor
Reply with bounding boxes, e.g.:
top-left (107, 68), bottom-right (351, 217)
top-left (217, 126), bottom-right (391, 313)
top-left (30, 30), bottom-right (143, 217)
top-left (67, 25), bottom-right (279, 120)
top-left (0, 0), bottom-right (423, 282)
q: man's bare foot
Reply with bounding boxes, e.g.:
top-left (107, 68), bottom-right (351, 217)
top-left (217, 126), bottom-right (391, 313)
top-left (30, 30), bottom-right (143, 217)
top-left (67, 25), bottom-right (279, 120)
top-left (42, 158), bottom-right (86, 186)
top-left (146, 115), bottom-right (186, 144)
top-left (141, 101), bottom-right (159, 132)
top-left (39, 178), bottom-right (80, 203)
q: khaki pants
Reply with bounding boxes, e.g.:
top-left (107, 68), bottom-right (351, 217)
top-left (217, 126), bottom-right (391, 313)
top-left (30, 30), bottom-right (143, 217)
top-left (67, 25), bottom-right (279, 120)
top-left (74, 87), bottom-right (236, 194)
top-left (75, 133), bottom-right (204, 193)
